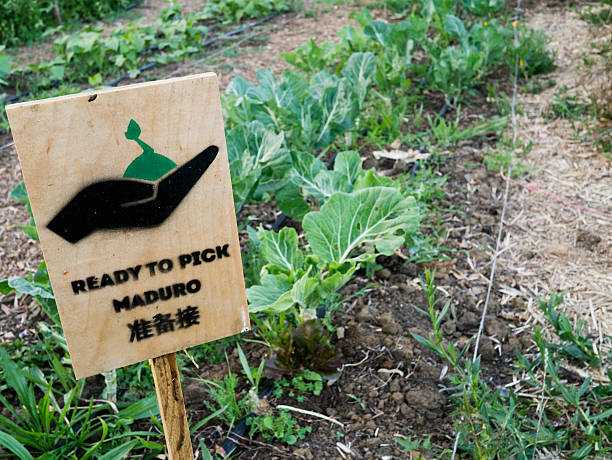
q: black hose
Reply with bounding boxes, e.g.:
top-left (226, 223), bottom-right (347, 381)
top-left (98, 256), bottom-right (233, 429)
top-left (214, 380), bottom-right (276, 459)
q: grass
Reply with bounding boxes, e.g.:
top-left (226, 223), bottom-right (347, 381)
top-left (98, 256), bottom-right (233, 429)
top-left (410, 271), bottom-right (612, 459)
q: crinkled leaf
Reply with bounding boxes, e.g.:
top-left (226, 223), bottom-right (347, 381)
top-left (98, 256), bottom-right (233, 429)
top-left (444, 14), bottom-right (468, 48)
top-left (275, 183), bottom-right (311, 221)
top-left (341, 52), bottom-right (376, 104)
top-left (247, 275), bottom-right (293, 313)
top-left (259, 227), bottom-right (303, 275)
top-left (8, 277), bottom-right (54, 299)
top-left (303, 187), bottom-right (419, 264)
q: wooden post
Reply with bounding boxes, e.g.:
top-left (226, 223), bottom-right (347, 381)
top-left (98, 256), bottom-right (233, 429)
top-left (150, 353), bottom-right (194, 460)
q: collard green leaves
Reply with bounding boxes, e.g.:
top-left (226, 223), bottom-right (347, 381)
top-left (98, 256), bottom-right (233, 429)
top-left (303, 187), bottom-right (419, 264)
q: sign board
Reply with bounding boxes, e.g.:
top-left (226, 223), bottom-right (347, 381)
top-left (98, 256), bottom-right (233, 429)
top-left (7, 74), bottom-right (249, 379)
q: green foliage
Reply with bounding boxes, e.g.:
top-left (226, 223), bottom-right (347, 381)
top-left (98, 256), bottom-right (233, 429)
top-left (0, 346), bottom-right (161, 458)
top-left (224, 54), bottom-right (376, 213)
top-left (203, 0), bottom-right (290, 23)
top-left (511, 24), bottom-right (556, 77)
top-left (247, 409), bottom-right (311, 445)
top-left (545, 86), bottom-right (591, 121)
top-left (429, 16), bottom-right (509, 102)
top-left (536, 291), bottom-right (604, 367)
top-left (0, 0), bottom-right (133, 48)
top-left (6, 4), bottom-right (209, 96)
top-left (412, 272), bottom-right (612, 459)
top-left (461, 0), bottom-right (505, 17)
top-left (200, 367), bottom-right (247, 425)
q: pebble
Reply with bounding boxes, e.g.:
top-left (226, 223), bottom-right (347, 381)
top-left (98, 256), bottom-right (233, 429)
top-left (380, 313), bottom-right (400, 335)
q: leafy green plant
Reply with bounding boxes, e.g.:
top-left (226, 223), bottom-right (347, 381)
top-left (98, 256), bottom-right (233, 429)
top-left (0, 347), bottom-right (161, 458)
top-left (0, 0), bottom-right (134, 47)
top-left (203, 0), bottom-right (290, 23)
top-left (461, 0), bottom-right (504, 17)
top-left (412, 271), bottom-right (612, 459)
top-left (510, 24), bottom-right (556, 77)
top-left (247, 409), bottom-right (311, 445)
top-left (545, 87), bottom-right (591, 121)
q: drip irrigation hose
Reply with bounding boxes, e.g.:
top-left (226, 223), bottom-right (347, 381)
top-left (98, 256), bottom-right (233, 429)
top-left (1, 13), bottom-right (279, 106)
top-left (214, 380), bottom-right (276, 459)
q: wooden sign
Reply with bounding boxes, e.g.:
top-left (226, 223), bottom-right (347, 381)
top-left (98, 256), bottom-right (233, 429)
top-left (7, 74), bottom-right (250, 380)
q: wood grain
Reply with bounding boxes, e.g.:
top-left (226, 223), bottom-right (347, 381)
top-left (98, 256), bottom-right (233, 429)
top-left (7, 74), bottom-right (250, 378)
top-left (150, 353), bottom-right (193, 460)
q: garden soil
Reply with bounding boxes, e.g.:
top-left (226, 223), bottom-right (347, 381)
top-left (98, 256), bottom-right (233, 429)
top-left (0, 1), bottom-right (610, 458)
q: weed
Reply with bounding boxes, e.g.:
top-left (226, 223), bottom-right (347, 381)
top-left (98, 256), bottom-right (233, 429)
top-left (247, 409), bottom-right (311, 445)
top-left (346, 393), bottom-right (366, 409)
top-left (545, 86), bottom-right (591, 121)
top-left (483, 143), bottom-right (527, 177)
top-left (0, 0), bottom-right (134, 47)
top-left (412, 270), bottom-right (612, 459)
top-left (0, 338), bottom-right (161, 458)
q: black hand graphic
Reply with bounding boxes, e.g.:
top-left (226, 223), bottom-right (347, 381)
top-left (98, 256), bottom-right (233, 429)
top-left (47, 146), bottom-right (219, 243)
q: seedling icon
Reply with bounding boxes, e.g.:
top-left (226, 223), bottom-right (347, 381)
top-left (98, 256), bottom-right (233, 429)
top-left (123, 119), bottom-right (177, 181)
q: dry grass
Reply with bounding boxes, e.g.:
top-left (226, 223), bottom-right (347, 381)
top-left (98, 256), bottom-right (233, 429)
top-left (497, 5), bottom-right (611, 368)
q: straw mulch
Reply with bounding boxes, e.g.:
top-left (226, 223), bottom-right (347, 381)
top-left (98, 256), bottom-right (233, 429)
top-left (496, 5), bottom-right (611, 382)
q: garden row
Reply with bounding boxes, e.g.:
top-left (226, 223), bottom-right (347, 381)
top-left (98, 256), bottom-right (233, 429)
top-left (0, 0), bottom-right (291, 132)
top-left (5, 1), bottom-right (609, 459)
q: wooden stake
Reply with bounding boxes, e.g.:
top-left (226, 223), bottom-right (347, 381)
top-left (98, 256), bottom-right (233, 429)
top-left (150, 353), bottom-right (194, 460)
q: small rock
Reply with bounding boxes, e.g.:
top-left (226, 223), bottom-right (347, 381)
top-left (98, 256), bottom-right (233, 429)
top-left (356, 306), bottom-right (374, 322)
top-left (368, 389), bottom-right (379, 398)
top-left (392, 392), bottom-right (404, 403)
top-left (400, 403), bottom-right (410, 416)
top-left (400, 263), bottom-right (418, 277)
top-left (479, 338), bottom-right (496, 360)
top-left (182, 380), bottom-right (208, 407)
top-left (485, 319), bottom-right (509, 340)
top-left (389, 378), bottom-right (401, 392)
top-left (378, 268), bottom-right (392, 280)
top-left (457, 311), bottom-right (480, 331)
top-left (336, 326), bottom-right (345, 340)
top-left (380, 313), bottom-right (400, 335)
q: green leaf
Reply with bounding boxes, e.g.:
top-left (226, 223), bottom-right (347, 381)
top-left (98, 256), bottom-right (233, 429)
top-left (0, 279), bottom-right (12, 295)
top-left (290, 268), bottom-right (319, 310)
top-left (49, 65), bottom-right (64, 81)
top-left (444, 14), bottom-right (468, 48)
top-left (259, 227), bottom-right (303, 275)
top-left (17, 225), bottom-right (38, 242)
top-left (98, 440), bottom-right (138, 460)
top-left (247, 275), bottom-right (293, 313)
top-left (8, 277), bottom-right (54, 299)
top-left (9, 182), bottom-right (28, 204)
top-left (333, 151), bottom-right (363, 186)
top-left (341, 52), bottom-right (376, 103)
top-left (275, 183), bottom-right (311, 221)
top-left (363, 21), bottom-right (394, 47)
top-left (303, 187), bottom-right (419, 264)
top-left (199, 439), bottom-right (214, 460)
top-left (0, 431), bottom-right (33, 460)
top-left (0, 54), bottom-right (11, 76)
